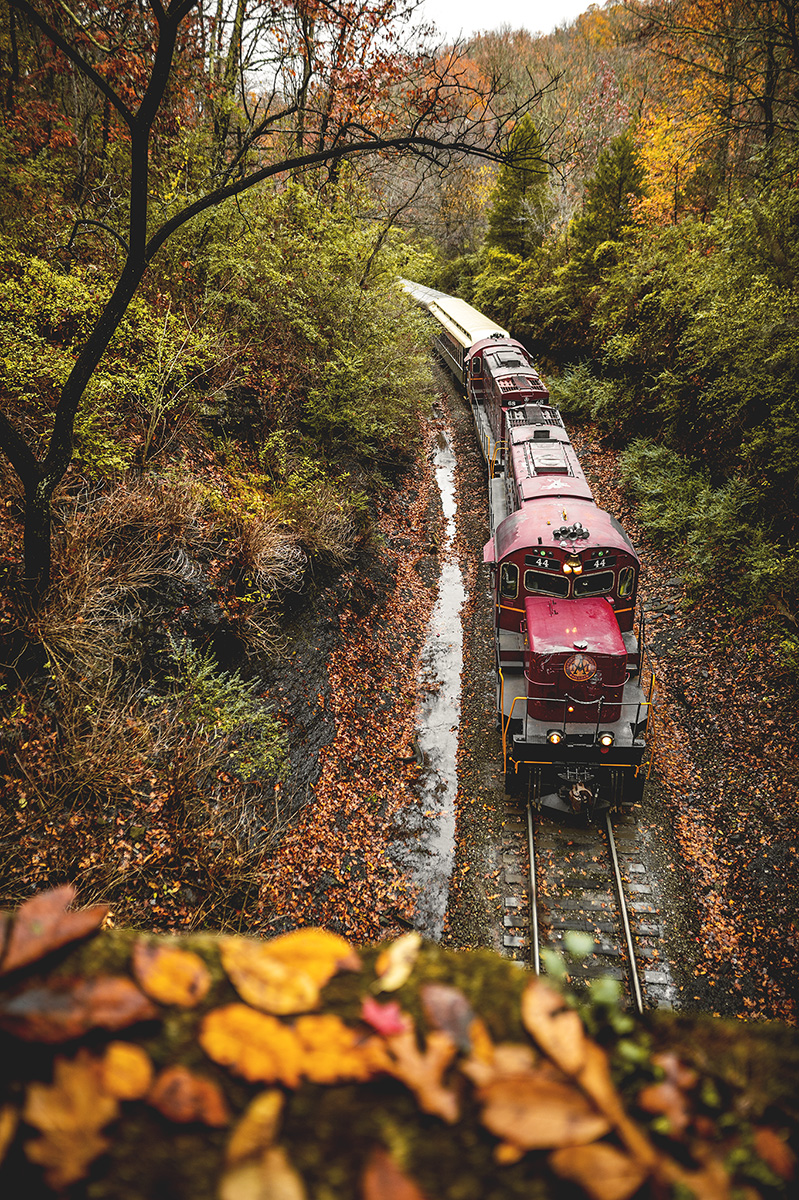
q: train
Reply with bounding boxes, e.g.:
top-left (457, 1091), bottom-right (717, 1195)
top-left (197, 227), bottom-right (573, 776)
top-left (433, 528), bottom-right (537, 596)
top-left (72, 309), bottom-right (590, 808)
top-left (402, 280), bottom-right (655, 820)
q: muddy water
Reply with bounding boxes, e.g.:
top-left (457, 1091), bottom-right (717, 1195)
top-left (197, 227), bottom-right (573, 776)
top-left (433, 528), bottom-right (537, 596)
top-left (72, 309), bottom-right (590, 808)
top-left (397, 424), bottom-right (465, 939)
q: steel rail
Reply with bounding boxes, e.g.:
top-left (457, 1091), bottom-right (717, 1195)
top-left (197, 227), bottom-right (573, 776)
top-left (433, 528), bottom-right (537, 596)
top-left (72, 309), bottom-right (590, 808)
top-left (604, 811), bottom-right (644, 1015)
top-left (525, 801), bottom-right (541, 975)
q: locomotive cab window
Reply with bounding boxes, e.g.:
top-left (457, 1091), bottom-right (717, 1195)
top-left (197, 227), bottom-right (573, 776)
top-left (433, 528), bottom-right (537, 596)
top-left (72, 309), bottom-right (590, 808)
top-left (573, 570), bottom-right (614, 598)
top-left (618, 566), bottom-right (636, 597)
top-left (470, 356), bottom-right (482, 376)
top-left (524, 570), bottom-right (570, 598)
top-left (499, 562), bottom-right (519, 599)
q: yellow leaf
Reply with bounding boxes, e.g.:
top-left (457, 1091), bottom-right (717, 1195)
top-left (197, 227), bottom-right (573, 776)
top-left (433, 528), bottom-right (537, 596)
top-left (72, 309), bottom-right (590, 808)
top-left (200, 1004), bottom-right (303, 1086)
top-left (226, 1091), bottom-right (284, 1166)
top-left (220, 930), bottom-right (358, 1016)
top-left (101, 1041), bottom-right (154, 1100)
top-left (219, 1145), bottom-right (307, 1200)
top-left (132, 940), bottom-right (212, 1008)
top-left (294, 1014), bottom-right (389, 1084)
top-left (373, 932), bottom-right (422, 993)
top-left (23, 1051), bottom-right (118, 1187)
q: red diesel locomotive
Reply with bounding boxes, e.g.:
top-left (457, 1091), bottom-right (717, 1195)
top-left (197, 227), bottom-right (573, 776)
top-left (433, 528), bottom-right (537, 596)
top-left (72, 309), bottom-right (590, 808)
top-left (403, 281), bottom-right (654, 818)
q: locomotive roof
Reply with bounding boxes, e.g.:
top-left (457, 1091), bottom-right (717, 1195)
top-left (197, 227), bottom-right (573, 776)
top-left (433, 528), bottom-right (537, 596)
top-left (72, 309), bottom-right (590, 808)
top-left (524, 595), bottom-right (627, 657)
top-left (427, 297), bottom-right (508, 349)
top-left (490, 498), bottom-right (637, 563)
top-left (466, 335), bottom-right (529, 362)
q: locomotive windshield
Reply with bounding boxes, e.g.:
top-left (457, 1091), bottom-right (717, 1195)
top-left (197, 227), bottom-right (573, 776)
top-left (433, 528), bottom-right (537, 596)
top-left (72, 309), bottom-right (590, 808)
top-left (573, 570), bottom-right (615, 597)
top-left (524, 570), bottom-right (570, 597)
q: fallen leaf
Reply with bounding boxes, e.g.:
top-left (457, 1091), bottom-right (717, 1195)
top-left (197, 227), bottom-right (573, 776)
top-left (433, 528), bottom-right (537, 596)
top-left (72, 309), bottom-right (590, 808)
top-left (219, 1145), bottom-right (307, 1200)
top-left (421, 983), bottom-right (475, 1050)
top-left (294, 1013), bottom-right (389, 1083)
top-left (478, 1073), bottom-right (610, 1150)
top-left (101, 1041), bottom-right (154, 1100)
top-left (23, 1051), bottom-right (118, 1188)
top-left (0, 976), bottom-right (159, 1042)
top-left (132, 940), bottom-right (212, 1008)
top-left (200, 1004), bottom-right (303, 1086)
top-left (148, 1065), bottom-right (230, 1126)
top-left (461, 1040), bottom-right (539, 1089)
top-left (753, 1127), bottom-right (796, 1181)
top-left (384, 1029), bottom-right (459, 1123)
top-left (578, 1042), bottom-right (657, 1169)
top-left (362, 1146), bottom-right (431, 1200)
top-left (0, 1104), bottom-right (18, 1165)
top-left (361, 997), bottom-right (412, 1037)
top-left (373, 932), bottom-right (422, 993)
top-left (637, 1079), bottom-right (692, 1136)
top-left (550, 1142), bottom-right (649, 1200)
top-left (521, 978), bottom-right (586, 1075)
top-left (0, 886), bottom-right (107, 976)
top-left (220, 937), bottom-right (328, 1016)
top-left (226, 1091), bottom-right (284, 1166)
top-left (259, 928), bottom-right (361, 982)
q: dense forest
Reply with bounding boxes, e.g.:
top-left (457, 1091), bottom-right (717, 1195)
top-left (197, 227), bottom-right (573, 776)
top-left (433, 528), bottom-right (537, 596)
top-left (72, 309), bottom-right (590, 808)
top-left (1, 1), bottom-right (798, 932)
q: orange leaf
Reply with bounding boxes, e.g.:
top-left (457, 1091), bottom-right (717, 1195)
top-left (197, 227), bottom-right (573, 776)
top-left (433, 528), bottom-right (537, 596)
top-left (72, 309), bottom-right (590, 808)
top-left (753, 1127), bottom-right (796, 1181)
top-left (294, 1014), bottom-right (389, 1083)
top-left (0, 976), bottom-right (159, 1042)
top-left (131, 940), bottom-right (212, 1008)
top-left (23, 1051), bottom-right (118, 1188)
top-left (550, 1142), bottom-right (650, 1200)
top-left (521, 978), bottom-right (586, 1075)
top-left (200, 1004), bottom-right (304, 1086)
top-left (478, 1073), bottom-right (610, 1150)
top-left (0, 886), bottom-right (107, 976)
top-left (384, 1029), bottom-right (459, 1123)
top-left (362, 1146), bottom-right (431, 1200)
top-left (0, 1104), bottom-right (18, 1166)
top-left (148, 1065), bottom-right (230, 1126)
top-left (101, 1041), bottom-right (154, 1100)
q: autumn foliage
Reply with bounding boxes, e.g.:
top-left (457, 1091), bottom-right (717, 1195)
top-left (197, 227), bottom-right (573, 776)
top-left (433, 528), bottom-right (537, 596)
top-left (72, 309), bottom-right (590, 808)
top-left (0, 886), bottom-right (796, 1197)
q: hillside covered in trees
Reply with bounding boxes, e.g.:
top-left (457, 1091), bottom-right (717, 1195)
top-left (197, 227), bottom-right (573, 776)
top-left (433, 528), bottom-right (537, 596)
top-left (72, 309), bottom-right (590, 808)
top-left (0, 1), bottom-right (797, 980)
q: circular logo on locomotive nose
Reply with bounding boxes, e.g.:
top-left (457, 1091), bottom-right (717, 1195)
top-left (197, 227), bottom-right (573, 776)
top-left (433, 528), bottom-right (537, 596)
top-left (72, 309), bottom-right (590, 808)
top-left (564, 653), bottom-right (597, 681)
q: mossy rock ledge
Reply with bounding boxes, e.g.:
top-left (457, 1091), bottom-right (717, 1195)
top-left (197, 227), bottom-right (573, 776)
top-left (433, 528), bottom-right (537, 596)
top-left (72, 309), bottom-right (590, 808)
top-left (0, 888), bottom-right (796, 1199)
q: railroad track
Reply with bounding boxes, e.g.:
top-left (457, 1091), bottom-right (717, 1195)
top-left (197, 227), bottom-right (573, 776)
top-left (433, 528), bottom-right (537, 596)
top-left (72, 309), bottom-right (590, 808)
top-left (499, 799), bottom-right (676, 1011)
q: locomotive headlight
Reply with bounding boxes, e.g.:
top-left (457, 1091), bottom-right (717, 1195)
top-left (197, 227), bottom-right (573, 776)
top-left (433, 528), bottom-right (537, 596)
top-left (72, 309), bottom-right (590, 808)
top-left (564, 555), bottom-right (582, 575)
top-left (598, 731), bottom-right (615, 748)
top-left (547, 729), bottom-right (564, 745)
top-left (562, 562), bottom-right (572, 574)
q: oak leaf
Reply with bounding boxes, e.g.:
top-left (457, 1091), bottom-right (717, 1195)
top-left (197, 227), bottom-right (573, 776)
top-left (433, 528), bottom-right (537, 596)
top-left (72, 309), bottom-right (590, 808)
top-left (521, 978), bottom-right (586, 1075)
top-left (200, 1004), bottom-right (303, 1086)
top-left (478, 1073), bottom-right (611, 1151)
top-left (23, 1051), bottom-right (118, 1187)
top-left (373, 932), bottom-right (422, 993)
top-left (0, 976), bottom-right (159, 1042)
top-left (148, 1065), bottom-right (230, 1126)
top-left (218, 1145), bottom-right (307, 1200)
top-left (226, 1091), bottom-right (284, 1166)
top-left (132, 940), bottom-right (212, 1008)
top-left (384, 1029), bottom-right (459, 1123)
top-left (550, 1142), bottom-right (649, 1200)
top-left (361, 1146), bottom-right (431, 1200)
top-left (0, 886), bottom-right (107, 976)
top-left (101, 1041), bottom-right (154, 1100)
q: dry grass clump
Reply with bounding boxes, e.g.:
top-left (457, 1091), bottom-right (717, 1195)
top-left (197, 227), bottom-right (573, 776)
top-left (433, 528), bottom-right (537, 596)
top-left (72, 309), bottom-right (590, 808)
top-left (37, 477), bottom-right (206, 690)
top-left (233, 513), bottom-right (308, 599)
top-left (273, 481), bottom-right (361, 571)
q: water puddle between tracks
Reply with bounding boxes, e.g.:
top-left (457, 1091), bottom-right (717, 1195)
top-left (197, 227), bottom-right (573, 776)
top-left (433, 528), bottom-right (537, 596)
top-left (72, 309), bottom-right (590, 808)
top-left (394, 422), bottom-right (465, 940)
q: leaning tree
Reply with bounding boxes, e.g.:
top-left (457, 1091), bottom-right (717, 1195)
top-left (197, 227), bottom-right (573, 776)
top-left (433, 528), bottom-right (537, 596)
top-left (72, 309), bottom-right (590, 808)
top-left (0, 0), bottom-right (554, 597)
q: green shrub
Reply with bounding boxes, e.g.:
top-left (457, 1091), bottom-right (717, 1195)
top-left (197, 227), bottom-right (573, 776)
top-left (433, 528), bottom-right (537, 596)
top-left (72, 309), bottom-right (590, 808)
top-left (166, 637), bottom-right (286, 783)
